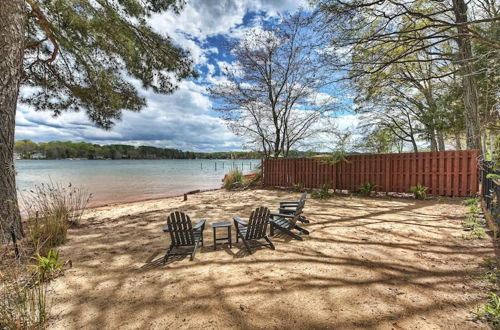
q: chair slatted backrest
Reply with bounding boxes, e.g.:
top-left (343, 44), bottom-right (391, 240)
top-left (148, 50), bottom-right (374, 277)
top-left (290, 192), bottom-right (307, 216)
top-left (287, 206), bottom-right (303, 227)
top-left (167, 211), bottom-right (195, 246)
top-left (246, 206), bottom-right (270, 240)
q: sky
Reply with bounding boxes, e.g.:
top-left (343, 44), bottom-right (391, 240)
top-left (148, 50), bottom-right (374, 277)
top-left (15, 0), bottom-right (356, 152)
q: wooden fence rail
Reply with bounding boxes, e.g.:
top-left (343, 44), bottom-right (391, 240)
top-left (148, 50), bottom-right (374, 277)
top-left (262, 150), bottom-right (480, 197)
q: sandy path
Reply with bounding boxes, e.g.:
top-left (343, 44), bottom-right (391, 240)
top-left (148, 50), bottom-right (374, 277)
top-left (49, 189), bottom-right (496, 329)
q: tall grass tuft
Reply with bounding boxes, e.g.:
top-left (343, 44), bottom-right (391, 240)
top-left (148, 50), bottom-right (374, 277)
top-left (223, 170), bottom-right (244, 190)
top-left (0, 264), bottom-right (49, 329)
top-left (22, 182), bottom-right (91, 254)
top-left (476, 293), bottom-right (500, 326)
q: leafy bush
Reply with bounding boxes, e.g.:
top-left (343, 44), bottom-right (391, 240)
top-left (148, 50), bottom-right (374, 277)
top-left (359, 182), bottom-right (377, 196)
top-left (312, 183), bottom-right (334, 199)
top-left (223, 169), bottom-right (244, 190)
top-left (463, 226), bottom-right (487, 239)
top-left (468, 204), bottom-right (480, 215)
top-left (292, 183), bottom-right (304, 192)
top-left (476, 293), bottom-right (500, 326)
top-left (462, 198), bottom-right (479, 206)
top-left (462, 214), bottom-right (481, 229)
top-left (22, 182), bottom-right (91, 254)
top-left (410, 184), bottom-right (428, 200)
top-left (462, 204), bottom-right (486, 240)
top-left (33, 250), bottom-right (64, 282)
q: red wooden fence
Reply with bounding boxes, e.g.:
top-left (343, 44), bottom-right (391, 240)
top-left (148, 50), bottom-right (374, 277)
top-left (262, 150), bottom-right (481, 197)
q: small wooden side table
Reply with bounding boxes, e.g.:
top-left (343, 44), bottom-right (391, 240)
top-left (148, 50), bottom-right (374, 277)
top-left (212, 222), bottom-right (232, 250)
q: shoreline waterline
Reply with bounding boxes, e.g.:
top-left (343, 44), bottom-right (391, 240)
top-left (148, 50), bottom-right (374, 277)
top-left (85, 187), bottom-right (222, 209)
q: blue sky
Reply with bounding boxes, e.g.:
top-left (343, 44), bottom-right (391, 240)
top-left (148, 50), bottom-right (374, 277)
top-left (15, 0), bottom-right (358, 152)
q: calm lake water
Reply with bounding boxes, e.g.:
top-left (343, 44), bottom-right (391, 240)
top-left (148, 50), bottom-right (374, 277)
top-left (15, 159), bottom-right (260, 206)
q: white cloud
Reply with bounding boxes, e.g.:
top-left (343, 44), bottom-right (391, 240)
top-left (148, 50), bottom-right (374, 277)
top-left (16, 0), bottom-right (307, 151)
top-left (16, 80), bottom-right (242, 151)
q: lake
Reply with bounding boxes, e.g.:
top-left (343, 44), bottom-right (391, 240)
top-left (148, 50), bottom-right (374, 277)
top-left (15, 159), bottom-right (260, 206)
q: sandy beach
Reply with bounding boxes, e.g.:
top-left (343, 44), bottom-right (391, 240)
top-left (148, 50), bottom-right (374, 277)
top-left (48, 188), bottom-right (496, 329)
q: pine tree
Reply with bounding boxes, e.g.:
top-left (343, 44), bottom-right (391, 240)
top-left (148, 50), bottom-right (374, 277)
top-left (0, 0), bottom-right (194, 241)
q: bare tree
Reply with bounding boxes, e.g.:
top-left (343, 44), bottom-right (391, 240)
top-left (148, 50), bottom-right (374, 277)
top-left (209, 12), bottom-right (336, 158)
top-left (316, 0), bottom-right (500, 151)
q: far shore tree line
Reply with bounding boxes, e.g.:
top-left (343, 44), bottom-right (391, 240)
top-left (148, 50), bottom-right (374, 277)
top-left (13, 140), bottom-right (261, 160)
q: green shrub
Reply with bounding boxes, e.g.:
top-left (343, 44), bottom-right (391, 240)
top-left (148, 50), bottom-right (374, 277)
top-left (483, 258), bottom-right (494, 269)
top-left (22, 182), bottom-right (91, 254)
top-left (32, 250), bottom-right (64, 282)
top-left (476, 293), bottom-right (500, 326)
top-left (463, 226), bottom-right (487, 239)
top-left (410, 184), bottom-right (428, 200)
top-left (481, 258), bottom-right (500, 287)
top-left (312, 183), bottom-right (334, 199)
top-left (359, 182), bottom-right (377, 196)
top-left (223, 169), bottom-right (244, 190)
top-left (468, 204), bottom-right (480, 215)
top-left (462, 214), bottom-right (481, 230)
top-left (462, 198), bottom-right (479, 206)
top-left (292, 183), bottom-right (304, 192)
top-left (462, 204), bottom-right (487, 240)
top-left (487, 173), bottom-right (500, 181)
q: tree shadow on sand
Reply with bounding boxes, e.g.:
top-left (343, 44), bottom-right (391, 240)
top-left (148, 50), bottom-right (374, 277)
top-left (50, 190), bottom-right (496, 329)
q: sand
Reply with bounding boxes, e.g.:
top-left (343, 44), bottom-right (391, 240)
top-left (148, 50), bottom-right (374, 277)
top-left (48, 189), bottom-right (496, 329)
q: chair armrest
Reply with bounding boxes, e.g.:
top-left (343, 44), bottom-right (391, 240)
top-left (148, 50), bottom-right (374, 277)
top-left (280, 204), bottom-right (298, 209)
top-left (193, 219), bottom-right (206, 230)
top-left (280, 201), bottom-right (299, 206)
top-left (163, 225), bottom-right (170, 232)
top-left (270, 213), bottom-right (296, 219)
top-left (233, 217), bottom-right (248, 227)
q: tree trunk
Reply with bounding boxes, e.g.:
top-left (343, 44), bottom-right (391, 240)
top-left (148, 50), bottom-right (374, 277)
top-left (411, 138), bottom-right (418, 153)
top-left (455, 132), bottom-right (462, 150)
top-left (452, 0), bottom-right (482, 151)
top-left (429, 129), bottom-right (438, 152)
top-left (0, 0), bottom-right (25, 241)
top-left (436, 131), bottom-right (446, 151)
top-left (481, 132), bottom-right (487, 156)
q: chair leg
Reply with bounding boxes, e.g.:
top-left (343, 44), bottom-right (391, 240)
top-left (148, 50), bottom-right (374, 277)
top-left (299, 216), bottom-right (309, 224)
top-left (264, 236), bottom-right (275, 250)
top-left (163, 245), bottom-right (174, 263)
top-left (191, 241), bottom-right (199, 261)
top-left (270, 224), bottom-right (275, 236)
top-left (281, 227), bottom-right (303, 241)
top-left (294, 224), bottom-right (309, 235)
top-left (241, 237), bottom-right (252, 254)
